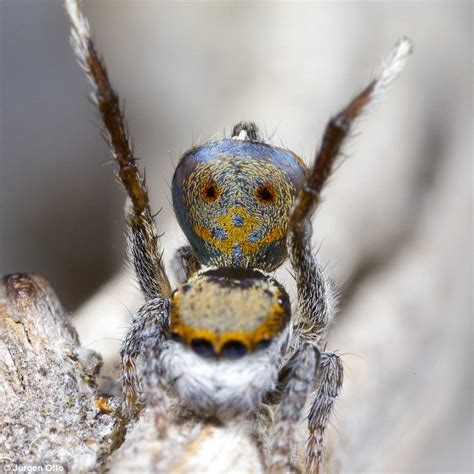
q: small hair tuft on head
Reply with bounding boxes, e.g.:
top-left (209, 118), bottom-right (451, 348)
top-left (231, 121), bottom-right (261, 141)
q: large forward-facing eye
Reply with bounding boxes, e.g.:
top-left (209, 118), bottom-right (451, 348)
top-left (221, 340), bottom-right (248, 359)
top-left (191, 338), bottom-right (216, 358)
top-left (255, 183), bottom-right (277, 204)
top-left (202, 181), bottom-right (220, 203)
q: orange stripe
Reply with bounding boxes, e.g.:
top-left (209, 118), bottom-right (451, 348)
top-left (170, 299), bottom-right (286, 353)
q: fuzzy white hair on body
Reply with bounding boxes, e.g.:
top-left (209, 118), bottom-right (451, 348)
top-left (160, 327), bottom-right (290, 420)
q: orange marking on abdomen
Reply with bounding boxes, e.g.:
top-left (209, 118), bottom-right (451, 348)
top-left (194, 206), bottom-right (285, 256)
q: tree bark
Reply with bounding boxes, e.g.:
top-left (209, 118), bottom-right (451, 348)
top-left (0, 274), bottom-right (122, 473)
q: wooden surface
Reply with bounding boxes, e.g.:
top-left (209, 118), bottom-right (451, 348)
top-left (0, 274), bottom-right (122, 472)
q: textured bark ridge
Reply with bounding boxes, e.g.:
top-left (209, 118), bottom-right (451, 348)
top-left (0, 274), bottom-right (122, 472)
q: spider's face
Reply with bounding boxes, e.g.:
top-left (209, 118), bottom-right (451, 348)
top-left (164, 267), bottom-right (292, 419)
top-left (168, 267), bottom-right (291, 359)
top-left (172, 137), bottom-right (307, 271)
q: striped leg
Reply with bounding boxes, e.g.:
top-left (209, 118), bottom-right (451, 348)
top-left (287, 39), bottom-right (413, 471)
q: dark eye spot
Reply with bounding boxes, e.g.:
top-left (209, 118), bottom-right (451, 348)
top-left (191, 338), bottom-right (216, 358)
top-left (255, 184), bottom-right (277, 204)
top-left (254, 339), bottom-right (272, 351)
top-left (202, 181), bottom-right (220, 203)
top-left (221, 341), bottom-right (248, 359)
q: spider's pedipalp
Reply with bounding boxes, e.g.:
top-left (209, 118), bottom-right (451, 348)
top-left (171, 245), bottom-right (202, 284)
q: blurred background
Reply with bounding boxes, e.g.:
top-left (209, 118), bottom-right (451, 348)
top-left (0, 1), bottom-right (471, 472)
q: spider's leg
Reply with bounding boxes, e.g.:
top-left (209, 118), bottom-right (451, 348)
top-left (120, 298), bottom-right (169, 421)
top-left (171, 245), bottom-right (202, 284)
top-left (287, 38), bottom-right (413, 470)
top-left (271, 342), bottom-right (320, 473)
top-left (141, 347), bottom-right (169, 437)
top-left (65, 0), bottom-right (171, 301)
top-left (289, 38), bottom-right (414, 334)
top-left (306, 351), bottom-right (344, 473)
top-left (289, 37), bottom-right (413, 237)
